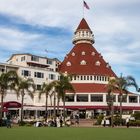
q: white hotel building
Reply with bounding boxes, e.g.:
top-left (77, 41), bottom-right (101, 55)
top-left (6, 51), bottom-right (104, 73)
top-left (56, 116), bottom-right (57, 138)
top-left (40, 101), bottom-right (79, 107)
top-left (0, 18), bottom-right (140, 119)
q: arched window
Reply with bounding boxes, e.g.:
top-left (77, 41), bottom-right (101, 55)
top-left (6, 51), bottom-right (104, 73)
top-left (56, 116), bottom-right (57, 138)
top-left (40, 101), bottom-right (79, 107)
top-left (66, 61), bottom-right (71, 66)
top-left (72, 52), bottom-right (75, 56)
top-left (81, 51), bottom-right (86, 55)
top-left (80, 60), bottom-right (87, 65)
top-left (95, 61), bottom-right (101, 66)
top-left (91, 52), bottom-right (95, 56)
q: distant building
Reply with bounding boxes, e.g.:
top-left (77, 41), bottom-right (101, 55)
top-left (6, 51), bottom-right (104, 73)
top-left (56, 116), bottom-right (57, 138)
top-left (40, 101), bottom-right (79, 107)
top-left (0, 53), bottom-right (60, 118)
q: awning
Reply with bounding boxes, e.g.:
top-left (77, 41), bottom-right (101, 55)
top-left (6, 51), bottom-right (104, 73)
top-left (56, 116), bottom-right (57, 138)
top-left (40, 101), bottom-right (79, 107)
top-left (3, 101), bottom-right (21, 108)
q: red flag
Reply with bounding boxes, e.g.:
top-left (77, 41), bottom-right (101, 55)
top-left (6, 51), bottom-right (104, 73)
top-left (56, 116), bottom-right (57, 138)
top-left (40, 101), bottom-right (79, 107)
top-left (83, 1), bottom-right (90, 10)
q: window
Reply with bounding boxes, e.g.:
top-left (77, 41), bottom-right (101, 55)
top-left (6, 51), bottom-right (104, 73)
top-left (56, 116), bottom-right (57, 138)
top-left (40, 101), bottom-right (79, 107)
top-left (66, 61), bottom-right (71, 66)
top-left (49, 74), bottom-right (55, 80)
top-left (65, 94), bottom-right (74, 102)
top-left (77, 94), bottom-right (88, 102)
top-left (47, 59), bottom-right (53, 65)
top-left (22, 70), bottom-right (31, 77)
top-left (31, 56), bottom-right (39, 62)
top-left (118, 95), bottom-right (127, 103)
top-left (21, 56), bottom-right (25, 61)
top-left (91, 52), bottom-right (95, 56)
top-left (95, 61), bottom-right (101, 66)
top-left (106, 95), bottom-right (116, 102)
top-left (106, 63), bottom-right (110, 68)
top-left (129, 96), bottom-right (138, 103)
top-left (80, 60), bottom-right (86, 65)
top-left (91, 94), bottom-right (103, 102)
top-left (72, 52), bottom-right (75, 56)
top-left (36, 85), bottom-right (41, 90)
top-left (34, 72), bottom-right (44, 78)
top-left (90, 76), bottom-right (92, 80)
top-left (81, 51), bottom-right (86, 55)
top-left (84, 76), bottom-right (86, 80)
top-left (0, 68), bottom-right (5, 73)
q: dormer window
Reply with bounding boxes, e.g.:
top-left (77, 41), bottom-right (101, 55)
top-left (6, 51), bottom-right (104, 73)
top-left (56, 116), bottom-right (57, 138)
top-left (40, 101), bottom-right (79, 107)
top-left (66, 61), bottom-right (71, 66)
top-left (95, 61), bottom-right (101, 66)
top-left (80, 60), bottom-right (86, 65)
top-left (106, 63), bottom-right (110, 68)
top-left (92, 52), bottom-right (95, 56)
top-left (72, 52), bottom-right (75, 56)
top-left (81, 51), bottom-right (86, 55)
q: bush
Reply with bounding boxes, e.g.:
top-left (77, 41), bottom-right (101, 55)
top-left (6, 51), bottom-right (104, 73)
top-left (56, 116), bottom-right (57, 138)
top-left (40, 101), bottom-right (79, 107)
top-left (132, 112), bottom-right (140, 120)
top-left (96, 114), bottom-right (104, 125)
top-left (113, 115), bottom-right (125, 126)
top-left (129, 120), bottom-right (140, 127)
top-left (18, 121), bottom-right (26, 126)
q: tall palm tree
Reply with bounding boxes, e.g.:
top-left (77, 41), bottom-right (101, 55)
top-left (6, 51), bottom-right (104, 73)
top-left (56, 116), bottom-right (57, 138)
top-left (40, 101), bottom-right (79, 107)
top-left (15, 78), bottom-right (35, 123)
top-left (39, 82), bottom-right (53, 121)
top-left (107, 76), bottom-right (138, 125)
top-left (106, 78), bottom-right (117, 127)
top-left (0, 71), bottom-right (18, 120)
top-left (54, 73), bottom-right (75, 122)
top-left (116, 76), bottom-right (138, 124)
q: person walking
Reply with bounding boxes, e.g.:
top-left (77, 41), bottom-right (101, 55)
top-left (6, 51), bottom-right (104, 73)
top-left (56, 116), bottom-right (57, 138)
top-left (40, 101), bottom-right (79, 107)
top-left (6, 112), bottom-right (11, 128)
top-left (126, 117), bottom-right (129, 128)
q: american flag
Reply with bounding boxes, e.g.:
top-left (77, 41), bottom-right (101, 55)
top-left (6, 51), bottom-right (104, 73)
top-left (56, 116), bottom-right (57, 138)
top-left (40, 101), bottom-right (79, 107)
top-left (83, 1), bottom-right (90, 10)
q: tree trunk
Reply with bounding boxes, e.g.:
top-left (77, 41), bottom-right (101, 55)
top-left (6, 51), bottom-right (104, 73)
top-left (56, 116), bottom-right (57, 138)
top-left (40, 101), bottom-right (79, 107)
top-left (63, 96), bottom-right (66, 123)
top-left (53, 92), bottom-right (56, 119)
top-left (57, 98), bottom-right (60, 115)
top-left (111, 99), bottom-right (114, 127)
top-left (120, 94), bottom-right (123, 125)
top-left (21, 94), bottom-right (24, 123)
top-left (0, 94), bottom-right (4, 120)
top-left (45, 94), bottom-right (48, 121)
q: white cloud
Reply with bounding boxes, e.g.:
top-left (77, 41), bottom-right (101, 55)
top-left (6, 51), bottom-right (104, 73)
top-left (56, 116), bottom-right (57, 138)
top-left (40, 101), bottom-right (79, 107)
top-left (0, 27), bottom-right (42, 51)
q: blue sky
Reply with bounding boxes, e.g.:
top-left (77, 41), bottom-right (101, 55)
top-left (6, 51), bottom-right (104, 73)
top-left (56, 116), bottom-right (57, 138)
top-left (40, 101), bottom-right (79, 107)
top-left (0, 0), bottom-right (140, 92)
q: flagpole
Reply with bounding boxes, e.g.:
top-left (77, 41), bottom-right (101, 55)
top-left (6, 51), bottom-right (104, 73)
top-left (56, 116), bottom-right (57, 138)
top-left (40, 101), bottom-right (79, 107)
top-left (83, 0), bottom-right (84, 18)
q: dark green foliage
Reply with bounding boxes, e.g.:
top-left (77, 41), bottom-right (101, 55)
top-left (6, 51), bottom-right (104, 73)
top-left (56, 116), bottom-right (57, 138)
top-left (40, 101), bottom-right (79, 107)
top-left (132, 112), bottom-right (140, 120)
top-left (96, 114), bottom-right (104, 125)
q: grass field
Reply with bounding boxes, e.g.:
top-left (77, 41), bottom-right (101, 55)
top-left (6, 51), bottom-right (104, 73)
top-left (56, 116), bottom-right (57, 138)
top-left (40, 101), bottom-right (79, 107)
top-left (0, 127), bottom-right (140, 140)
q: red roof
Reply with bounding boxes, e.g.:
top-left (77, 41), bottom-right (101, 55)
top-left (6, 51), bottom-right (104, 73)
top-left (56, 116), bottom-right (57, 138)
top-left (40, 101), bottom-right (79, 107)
top-left (71, 83), bottom-right (108, 93)
top-left (59, 43), bottom-right (116, 76)
top-left (76, 18), bottom-right (91, 31)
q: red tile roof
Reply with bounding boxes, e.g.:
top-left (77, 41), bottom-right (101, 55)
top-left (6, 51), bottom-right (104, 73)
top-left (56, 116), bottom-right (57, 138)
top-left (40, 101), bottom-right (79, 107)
top-left (71, 83), bottom-right (108, 93)
top-left (76, 18), bottom-right (91, 31)
top-left (59, 43), bottom-right (116, 76)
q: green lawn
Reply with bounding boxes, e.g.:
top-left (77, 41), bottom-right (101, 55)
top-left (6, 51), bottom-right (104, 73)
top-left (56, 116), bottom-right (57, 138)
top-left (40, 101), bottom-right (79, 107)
top-left (0, 126), bottom-right (140, 140)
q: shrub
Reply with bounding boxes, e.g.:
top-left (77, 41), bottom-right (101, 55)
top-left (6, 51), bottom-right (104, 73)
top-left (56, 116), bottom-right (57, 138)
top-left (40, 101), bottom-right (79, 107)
top-left (132, 112), bottom-right (140, 120)
top-left (96, 114), bottom-right (104, 125)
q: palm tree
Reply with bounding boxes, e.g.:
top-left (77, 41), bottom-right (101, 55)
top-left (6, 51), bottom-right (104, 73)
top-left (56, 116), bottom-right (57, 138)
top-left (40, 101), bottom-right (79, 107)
top-left (116, 76), bottom-right (138, 124)
top-left (15, 78), bottom-right (35, 123)
top-left (53, 73), bottom-right (75, 122)
top-left (0, 71), bottom-right (18, 120)
top-left (39, 82), bottom-right (53, 121)
top-left (106, 78), bottom-right (117, 127)
top-left (107, 76), bottom-right (138, 125)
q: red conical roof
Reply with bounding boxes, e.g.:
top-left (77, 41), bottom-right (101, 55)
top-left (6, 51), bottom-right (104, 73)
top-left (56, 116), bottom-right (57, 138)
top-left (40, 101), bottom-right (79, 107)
top-left (76, 18), bottom-right (91, 31)
top-left (59, 43), bottom-right (116, 77)
top-left (59, 18), bottom-right (116, 77)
